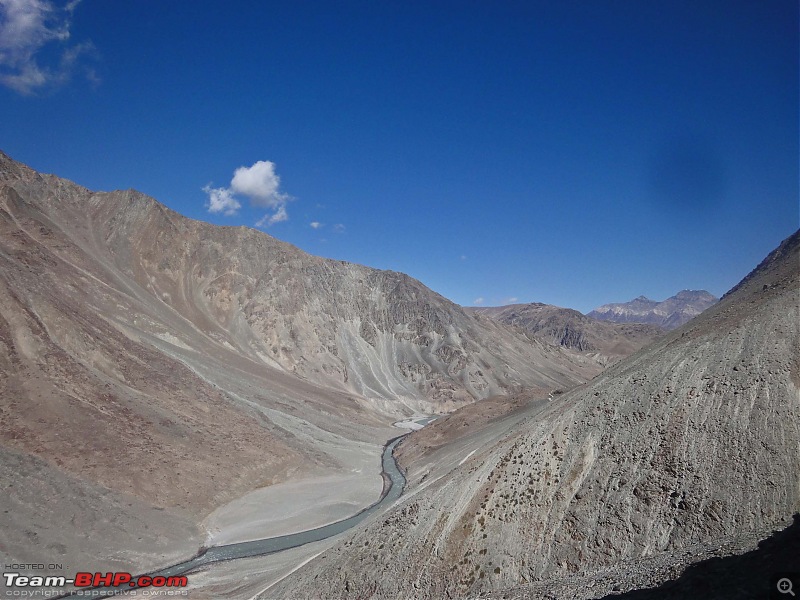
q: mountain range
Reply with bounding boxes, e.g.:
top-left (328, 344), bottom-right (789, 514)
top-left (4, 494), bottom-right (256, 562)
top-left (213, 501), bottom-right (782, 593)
top-left (272, 231), bottom-right (799, 598)
top-left (588, 290), bottom-right (718, 329)
top-left (469, 303), bottom-right (665, 361)
top-left (0, 151), bottom-right (796, 599)
top-left (0, 151), bottom-right (599, 574)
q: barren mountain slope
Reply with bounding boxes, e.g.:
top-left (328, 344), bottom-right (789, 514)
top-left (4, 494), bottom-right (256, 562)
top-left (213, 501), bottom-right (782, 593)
top-left (274, 230), bottom-right (799, 599)
top-left (0, 152), bottom-right (598, 574)
top-left (0, 166), bottom-right (382, 574)
top-left (0, 152), bottom-right (597, 412)
top-left (469, 303), bottom-right (664, 360)
top-left (588, 289), bottom-right (718, 329)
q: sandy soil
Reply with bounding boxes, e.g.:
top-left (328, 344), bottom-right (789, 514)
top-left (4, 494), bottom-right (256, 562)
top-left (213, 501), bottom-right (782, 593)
top-left (392, 415), bottom-right (435, 431)
top-left (187, 419), bottom-right (440, 595)
top-left (204, 416), bottom-right (442, 546)
top-left (203, 431), bottom-right (387, 545)
top-left (203, 470), bottom-right (383, 545)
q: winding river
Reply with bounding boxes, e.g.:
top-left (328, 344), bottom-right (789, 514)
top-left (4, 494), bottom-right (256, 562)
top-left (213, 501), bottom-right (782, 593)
top-left (60, 431), bottom-right (417, 597)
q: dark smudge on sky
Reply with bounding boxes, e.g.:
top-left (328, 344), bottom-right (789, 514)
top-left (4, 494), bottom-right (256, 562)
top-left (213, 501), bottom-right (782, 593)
top-left (647, 136), bottom-right (726, 213)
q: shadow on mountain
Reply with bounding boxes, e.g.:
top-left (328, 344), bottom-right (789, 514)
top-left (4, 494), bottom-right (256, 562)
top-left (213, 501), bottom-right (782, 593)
top-left (599, 514), bottom-right (800, 600)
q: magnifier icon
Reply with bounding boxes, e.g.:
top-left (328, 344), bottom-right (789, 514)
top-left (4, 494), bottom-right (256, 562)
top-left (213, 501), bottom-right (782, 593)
top-left (778, 578), bottom-right (796, 596)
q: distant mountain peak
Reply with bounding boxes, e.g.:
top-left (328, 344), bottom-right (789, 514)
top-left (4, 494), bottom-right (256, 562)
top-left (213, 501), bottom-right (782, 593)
top-left (588, 289), bottom-right (718, 330)
top-left (467, 301), bottom-right (664, 358)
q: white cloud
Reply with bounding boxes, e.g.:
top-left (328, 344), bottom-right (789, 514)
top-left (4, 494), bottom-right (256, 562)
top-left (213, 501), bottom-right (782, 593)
top-left (231, 160), bottom-right (288, 207)
top-left (473, 297), bottom-right (484, 305)
top-left (204, 159), bottom-right (293, 226)
top-left (460, 255), bottom-right (467, 260)
top-left (256, 205), bottom-right (288, 228)
top-left (0, 0), bottom-right (93, 94)
top-left (504, 297), bottom-right (519, 304)
top-left (309, 221), bottom-right (323, 229)
top-left (333, 223), bottom-right (345, 233)
top-left (203, 185), bottom-right (240, 216)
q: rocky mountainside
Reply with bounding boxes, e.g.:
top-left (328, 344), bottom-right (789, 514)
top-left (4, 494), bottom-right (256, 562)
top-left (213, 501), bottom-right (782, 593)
top-left (0, 152), bottom-right (598, 574)
top-left (588, 290), bottom-right (718, 329)
top-left (469, 303), bottom-right (664, 360)
top-left (0, 152), bottom-right (596, 412)
top-left (274, 230), bottom-right (799, 599)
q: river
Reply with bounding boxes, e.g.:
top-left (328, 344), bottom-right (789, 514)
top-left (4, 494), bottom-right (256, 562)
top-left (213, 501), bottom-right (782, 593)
top-left (59, 428), bottom-right (422, 597)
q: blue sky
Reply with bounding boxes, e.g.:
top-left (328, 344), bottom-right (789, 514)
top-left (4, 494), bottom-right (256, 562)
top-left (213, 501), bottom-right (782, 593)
top-left (1, 1), bottom-right (797, 312)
